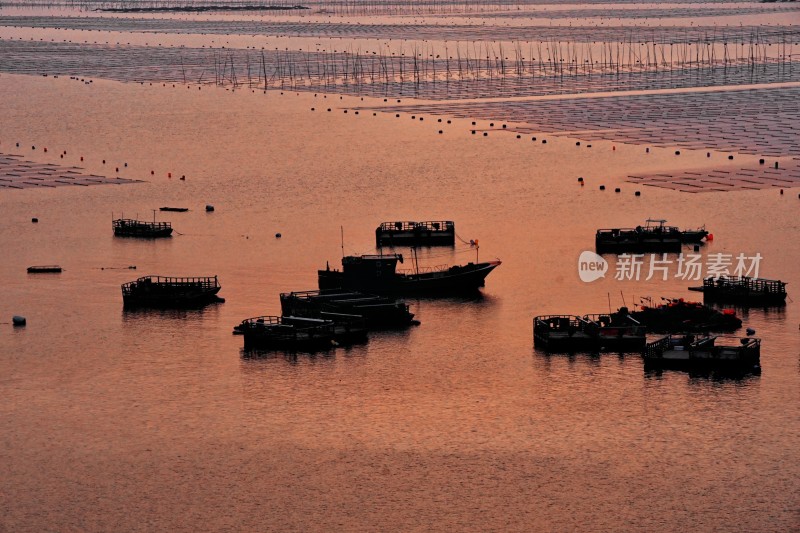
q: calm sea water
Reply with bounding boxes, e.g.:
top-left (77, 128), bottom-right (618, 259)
top-left (1, 22), bottom-right (799, 532)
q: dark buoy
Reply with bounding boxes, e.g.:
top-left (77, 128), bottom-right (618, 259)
top-left (179, 176), bottom-right (185, 181)
top-left (780, 189), bottom-right (784, 195)
top-left (775, 162), bottom-right (779, 169)
top-left (577, 177), bottom-right (584, 182)
top-left (12, 315), bottom-right (26, 327)
top-left (542, 139), bottom-right (547, 144)
top-left (675, 150), bottom-right (681, 155)
top-left (31, 217), bottom-right (38, 223)
top-left (635, 191), bottom-right (641, 196)
top-left (531, 137), bottom-right (536, 141)
top-left (396, 114), bottom-right (400, 117)
top-left (707, 152), bottom-right (711, 157)
top-left (576, 142), bottom-right (580, 146)
top-left (275, 233), bottom-right (282, 238)
top-left (600, 185), bottom-right (606, 190)
top-left (472, 121), bottom-right (476, 125)
top-left (438, 130), bottom-right (443, 134)
top-left (614, 188), bottom-right (621, 193)
top-left (759, 159), bottom-right (765, 165)
top-left (646, 147), bottom-right (649, 153)
top-left (483, 132), bottom-right (488, 136)
top-left (728, 155), bottom-right (734, 160)
top-left (516, 135), bottom-right (521, 139)
top-left (746, 327), bottom-right (756, 336)
top-left (206, 205), bottom-right (215, 212)
top-left (502, 124), bottom-right (506, 129)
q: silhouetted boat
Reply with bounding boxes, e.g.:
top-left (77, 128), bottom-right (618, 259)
top-left (122, 275), bottom-right (223, 307)
top-left (689, 276), bottom-right (787, 305)
top-left (533, 312), bottom-right (645, 352)
top-left (533, 315), bottom-right (600, 352)
top-left (159, 207), bottom-right (189, 212)
top-left (644, 334), bottom-right (761, 373)
top-left (113, 218), bottom-right (172, 238)
top-left (318, 253), bottom-right (501, 295)
top-left (629, 299), bottom-right (741, 332)
top-left (280, 289), bottom-right (417, 328)
top-left (27, 265), bottom-right (62, 273)
top-left (583, 312), bottom-right (647, 351)
top-left (376, 220), bottom-right (455, 247)
top-left (596, 219), bottom-right (707, 254)
top-left (235, 315), bottom-right (337, 351)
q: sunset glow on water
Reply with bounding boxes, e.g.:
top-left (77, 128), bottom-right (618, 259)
top-left (1, 2), bottom-right (799, 531)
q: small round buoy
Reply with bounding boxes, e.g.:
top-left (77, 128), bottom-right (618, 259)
top-left (32, 146), bottom-right (35, 150)
top-left (31, 217), bottom-right (38, 223)
top-left (311, 107), bottom-right (315, 111)
top-left (577, 177), bottom-right (583, 182)
top-left (343, 110), bottom-right (347, 113)
top-left (472, 121), bottom-right (476, 125)
top-left (483, 132), bottom-right (488, 136)
top-left (728, 155), bottom-right (734, 160)
top-left (587, 144), bottom-right (592, 148)
top-left (576, 142), bottom-right (580, 146)
top-left (205, 205), bottom-right (214, 212)
top-left (614, 188), bottom-right (621, 193)
top-left (419, 117), bottom-right (423, 121)
top-left (502, 124), bottom-right (506, 129)
top-left (447, 120), bottom-right (451, 124)
top-left (542, 140), bottom-right (547, 144)
top-left (471, 130), bottom-right (476, 134)
top-left (275, 233), bottom-right (282, 238)
top-left (531, 137), bottom-right (536, 141)
top-left (759, 159), bottom-right (765, 165)
top-left (44, 147), bottom-right (47, 153)
top-left (645, 148), bottom-right (649, 153)
top-left (746, 328), bottom-right (756, 336)
top-left (675, 150), bottom-right (681, 155)
top-left (411, 115), bottom-right (415, 119)
top-left (600, 185), bottom-right (606, 190)
top-left (102, 159), bottom-right (105, 164)
top-left (12, 315), bottom-right (26, 326)
top-left (437, 118), bottom-right (442, 123)
top-left (612, 146), bottom-right (615, 151)
top-left (438, 130), bottom-right (443, 134)
top-left (489, 122), bottom-right (494, 127)
top-left (780, 189), bottom-right (784, 195)
top-left (168, 172), bottom-right (172, 178)
top-left (775, 162), bottom-right (779, 169)
top-left (150, 170), bottom-right (154, 175)
top-left (124, 163), bottom-right (127, 167)
top-left (80, 156), bottom-right (83, 161)
top-left (635, 191), bottom-right (641, 196)
top-left (516, 135), bottom-right (521, 139)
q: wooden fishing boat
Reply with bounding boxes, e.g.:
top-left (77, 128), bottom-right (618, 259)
top-left (159, 207), bottom-right (189, 212)
top-left (643, 334), bottom-right (761, 373)
top-left (533, 315), bottom-right (600, 352)
top-left (689, 276), bottom-right (787, 305)
top-left (27, 265), bottom-right (62, 273)
top-left (280, 289), bottom-right (417, 328)
top-left (583, 312), bottom-right (647, 351)
top-left (376, 220), bottom-right (455, 247)
top-left (596, 219), bottom-right (707, 254)
top-left (121, 275), bottom-right (223, 307)
top-left (113, 218), bottom-right (172, 238)
top-left (235, 315), bottom-right (336, 351)
top-left (318, 253), bottom-right (501, 295)
top-left (629, 298), bottom-right (741, 332)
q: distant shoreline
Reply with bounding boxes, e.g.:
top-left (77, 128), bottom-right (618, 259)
top-left (95, 5), bottom-right (309, 13)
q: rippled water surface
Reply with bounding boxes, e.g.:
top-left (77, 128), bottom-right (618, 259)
top-left (1, 4), bottom-right (799, 532)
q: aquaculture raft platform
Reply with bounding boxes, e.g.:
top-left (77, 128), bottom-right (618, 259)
top-left (0, 154), bottom-right (142, 190)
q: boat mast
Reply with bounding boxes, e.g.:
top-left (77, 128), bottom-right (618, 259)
top-left (340, 225), bottom-right (344, 259)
